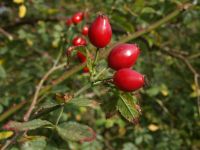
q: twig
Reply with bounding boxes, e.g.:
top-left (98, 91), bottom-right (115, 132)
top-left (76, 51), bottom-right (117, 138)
top-left (0, 101), bottom-right (27, 122)
top-left (159, 47), bottom-right (198, 75)
top-left (189, 52), bottom-right (200, 60)
top-left (23, 63), bottom-right (65, 121)
top-left (194, 74), bottom-right (200, 116)
top-left (2, 17), bottom-right (64, 31)
top-left (0, 27), bottom-right (13, 40)
top-left (158, 47), bottom-right (200, 115)
top-left (102, 2), bottom-right (192, 58)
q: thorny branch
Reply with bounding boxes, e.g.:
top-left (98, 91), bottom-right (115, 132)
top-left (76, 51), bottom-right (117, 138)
top-left (158, 47), bottom-right (200, 115)
top-left (23, 63), bottom-right (66, 121)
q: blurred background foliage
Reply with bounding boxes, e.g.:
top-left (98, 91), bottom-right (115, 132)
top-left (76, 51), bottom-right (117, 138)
top-left (0, 0), bottom-right (200, 149)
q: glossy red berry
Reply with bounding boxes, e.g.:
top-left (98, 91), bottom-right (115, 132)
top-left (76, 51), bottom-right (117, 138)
top-left (82, 25), bottom-right (89, 36)
top-left (83, 67), bottom-right (89, 73)
top-left (72, 36), bottom-right (87, 46)
top-left (108, 44), bottom-right (140, 70)
top-left (72, 12), bottom-right (84, 24)
top-left (88, 15), bottom-right (112, 48)
top-left (113, 68), bottom-right (144, 92)
top-left (77, 51), bottom-right (86, 63)
top-left (66, 18), bottom-right (73, 26)
top-left (77, 51), bottom-right (89, 73)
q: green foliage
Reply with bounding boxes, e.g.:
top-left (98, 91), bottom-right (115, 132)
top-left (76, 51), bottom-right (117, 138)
top-left (20, 136), bottom-right (47, 150)
top-left (117, 93), bottom-right (140, 122)
top-left (56, 122), bottom-right (95, 142)
top-left (0, 0), bottom-right (200, 150)
top-left (4, 119), bottom-right (52, 131)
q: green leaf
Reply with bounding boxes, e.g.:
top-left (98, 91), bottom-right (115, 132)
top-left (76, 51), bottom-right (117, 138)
top-left (123, 142), bottom-right (138, 150)
top-left (145, 86), bottom-right (160, 96)
top-left (0, 64), bottom-right (6, 78)
top-left (69, 98), bottom-right (99, 108)
top-left (4, 119), bottom-right (52, 131)
top-left (117, 93), bottom-right (140, 122)
top-left (132, 0), bottom-right (144, 13)
top-left (20, 136), bottom-right (46, 150)
top-left (56, 122), bottom-right (96, 142)
top-left (111, 14), bottom-right (135, 33)
top-left (81, 140), bottom-right (103, 150)
top-left (32, 102), bottom-right (61, 119)
top-left (141, 7), bottom-right (157, 14)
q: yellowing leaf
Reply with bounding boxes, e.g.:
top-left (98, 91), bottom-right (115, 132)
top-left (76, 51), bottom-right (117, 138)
top-left (148, 124), bottom-right (159, 132)
top-left (119, 127), bottom-right (126, 136)
top-left (13, 0), bottom-right (24, 4)
top-left (190, 90), bottom-right (200, 98)
top-left (52, 41), bottom-right (59, 48)
top-left (75, 114), bottom-right (81, 121)
top-left (191, 84), bottom-right (196, 90)
top-left (47, 8), bottom-right (58, 14)
top-left (0, 59), bottom-right (4, 65)
top-left (79, 107), bottom-right (87, 113)
top-left (19, 5), bottom-right (27, 18)
top-left (26, 39), bottom-right (33, 46)
top-left (161, 84), bottom-right (169, 96)
top-left (161, 90), bottom-right (169, 96)
top-left (0, 131), bottom-right (14, 140)
top-left (190, 83), bottom-right (200, 97)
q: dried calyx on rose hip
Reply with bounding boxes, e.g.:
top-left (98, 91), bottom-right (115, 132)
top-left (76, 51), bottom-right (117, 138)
top-left (108, 43), bottom-right (140, 70)
top-left (72, 12), bottom-right (84, 24)
top-left (113, 68), bottom-right (144, 92)
top-left (72, 36), bottom-right (87, 46)
top-left (88, 14), bottom-right (112, 48)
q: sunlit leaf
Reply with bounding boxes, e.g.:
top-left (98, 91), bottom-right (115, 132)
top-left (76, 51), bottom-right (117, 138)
top-left (69, 98), bottom-right (99, 108)
top-left (56, 122), bottom-right (96, 142)
top-left (117, 93), bottom-right (140, 123)
top-left (0, 131), bottom-right (14, 140)
top-left (18, 5), bottom-right (26, 18)
top-left (3, 119), bottom-right (52, 131)
top-left (20, 136), bottom-right (46, 150)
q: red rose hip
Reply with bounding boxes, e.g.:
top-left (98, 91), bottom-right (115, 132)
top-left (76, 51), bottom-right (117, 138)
top-left (76, 51), bottom-right (89, 73)
top-left (66, 18), bottom-right (73, 26)
top-left (72, 36), bottom-right (87, 46)
top-left (77, 51), bottom-right (87, 63)
top-left (88, 15), bottom-right (112, 48)
top-left (113, 68), bottom-right (144, 92)
top-left (82, 25), bottom-right (89, 36)
top-left (83, 67), bottom-right (89, 73)
top-left (108, 44), bottom-right (140, 70)
top-left (72, 12), bottom-right (84, 24)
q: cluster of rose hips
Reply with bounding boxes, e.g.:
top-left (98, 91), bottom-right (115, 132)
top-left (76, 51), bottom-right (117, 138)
top-left (66, 12), bottom-right (90, 72)
top-left (108, 44), bottom-right (144, 92)
top-left (66, 12), bottom-right (145, 92)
